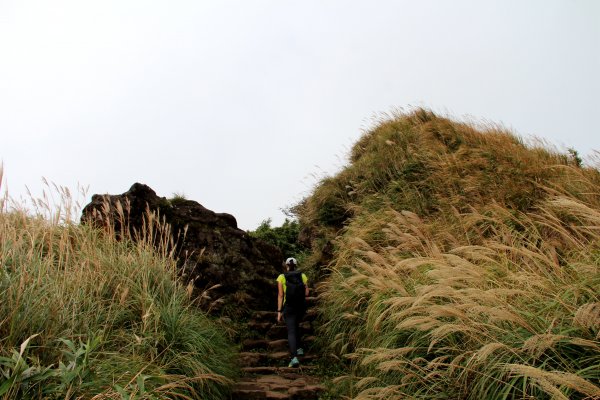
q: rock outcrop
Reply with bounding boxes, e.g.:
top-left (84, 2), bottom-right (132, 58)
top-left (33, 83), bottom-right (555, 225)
top-left (81, 183), bottom-right (282, 314)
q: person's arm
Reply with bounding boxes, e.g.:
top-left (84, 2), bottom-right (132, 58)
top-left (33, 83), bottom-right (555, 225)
top-left (277, 281), bottom-right (284, 322)
top-left (303, 274), bottom-right (309, 297)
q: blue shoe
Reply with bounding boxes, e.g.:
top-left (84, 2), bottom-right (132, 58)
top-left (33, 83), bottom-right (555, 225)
top-left (297, 348), bottom-right (304, 356)
top-left (288, 357), bottom-right (300, 368)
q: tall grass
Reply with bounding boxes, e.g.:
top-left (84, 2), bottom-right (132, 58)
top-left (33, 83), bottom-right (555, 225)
top-left (320, 199), bottom-right (600, 399)
top-left (0, 175), bottom-right (236, 399)
top-left (300, 110), bottom-right (600, 399)
top-left (295, 109), bottom-right (589, 241)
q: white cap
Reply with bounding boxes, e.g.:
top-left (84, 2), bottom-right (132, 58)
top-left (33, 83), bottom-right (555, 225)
top-left (285, 257), bottom-right (297, 266)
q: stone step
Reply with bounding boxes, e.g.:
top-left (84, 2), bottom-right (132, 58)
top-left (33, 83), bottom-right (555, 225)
top-left (236, 353), bottom-right (285, 366)
top-left (250, 301), bottom-right (317, 318)
top-left (266, 392), bottom-right (290, 399)
top-left (267, 324), bottom-right (287, 339)
top-left (234, 381), bottom-right (264, 391)
top-left (233, 375), bottom-right (325, 399)
top-left (268, 351), bottom-right (291, 361)
top-left (253, 310), bottom-right (278, 322)
top-left (255, 374), bottom-right (295, 388)
top-left (266, 336), bottom-right (316, 352)
top-left (253, 307), bottom-right (318, 323)
top-left (231, 389), bottom-right (290, 400)
top-left (235, 302), bottom-right (324, 399)
top-left (233, 386), bottom-right (324, 400)
top-left (268, 320), bottom-right (314, 337)
top-left (238, 352), bottom-right (268, 367)
top-left (246, 314), bottom-right (316, 338)
top-left (279, 371), bottom-right (310, 380)
top-left (289, 385), bottom-right (326, 399)
top-left (253, 303), bottom-right (316, 313)
top-left (267, 352), bottom-right (318, 363)
top-left (242, 338), bottom-right (269, 351)
top-left (234, 376), bottom-right (290, 394)
top-left (265, 323), bottom-right (312, 339)
top-left (242, 338), bottom-right (316, 352)
top-left (267, 339), bottom-right (288, 351)
top-left (248, 320), bottom-right (273, 333)
top-left (241, 365), bottom-right (318, 376)
top-left (238, 352), bottom-right (319, 368)
top-left (230, 389), bottom-right (267, 400)
top-left (231, 386), bottom-right (324, 400)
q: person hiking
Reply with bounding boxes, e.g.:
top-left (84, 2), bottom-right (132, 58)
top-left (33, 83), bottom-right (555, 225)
top-left (276, 257), bottom-right (309, 368)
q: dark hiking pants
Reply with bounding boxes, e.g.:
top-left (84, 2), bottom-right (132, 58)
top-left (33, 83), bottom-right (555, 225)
top-left (283, 308), bottom-right (304, 357)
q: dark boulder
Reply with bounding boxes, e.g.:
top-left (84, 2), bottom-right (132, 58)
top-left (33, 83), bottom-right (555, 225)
top-left (81, 183), bottom-right (283, 314)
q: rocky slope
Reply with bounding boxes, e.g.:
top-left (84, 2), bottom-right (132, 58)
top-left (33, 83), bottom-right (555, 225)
top-left (81, 183), bottom-right (283, 313)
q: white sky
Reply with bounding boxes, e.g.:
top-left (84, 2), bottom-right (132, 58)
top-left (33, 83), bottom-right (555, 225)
top-left (1, 0), bottom-right (599, 230)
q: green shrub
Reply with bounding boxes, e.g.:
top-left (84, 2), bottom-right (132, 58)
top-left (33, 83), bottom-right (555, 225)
top-left (250, 218), bottom-right (308, 258)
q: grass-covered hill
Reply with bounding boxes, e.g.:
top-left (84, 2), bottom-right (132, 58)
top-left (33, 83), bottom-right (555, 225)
top-left (1, 108), bottom-right (598, 400)
top-left (295, 109), bottom-right (600, 399)
top-left (0, 186), bottom-right (237, 399)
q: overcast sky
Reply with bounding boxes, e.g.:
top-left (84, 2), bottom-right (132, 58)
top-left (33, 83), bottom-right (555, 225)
top-left (1, 1), bottom-right (599, 230)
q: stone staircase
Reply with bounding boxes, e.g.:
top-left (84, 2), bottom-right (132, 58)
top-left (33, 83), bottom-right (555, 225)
top-left (231, 297), bottom-right (326, 399)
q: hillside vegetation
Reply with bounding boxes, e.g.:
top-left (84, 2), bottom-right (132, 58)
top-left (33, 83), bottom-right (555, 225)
top-left (296, 109), bottom-right (600, 399)
top-left (0, 183), bottom-right (236, 399)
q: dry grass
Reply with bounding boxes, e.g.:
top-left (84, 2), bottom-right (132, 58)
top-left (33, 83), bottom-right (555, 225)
top-left (299, 109), bottom-right (600, 399)
top-left (319, 198), bottom-right (600, 398)
top-left (0, 174), bottom-right (236, 399)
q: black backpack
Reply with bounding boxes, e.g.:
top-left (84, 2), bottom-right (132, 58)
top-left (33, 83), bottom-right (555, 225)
top-left (284, 271), bottom-right (306, 313)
